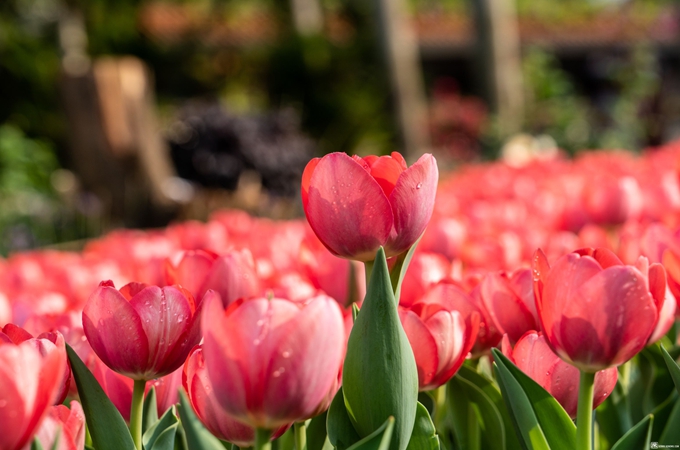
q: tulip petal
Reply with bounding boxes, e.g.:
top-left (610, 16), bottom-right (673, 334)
top-left (366, 155), bottom-right (406, 198)
top-left (388, 154), bottom-right (439, 256)
top-left (0, 346), bottom-right (35, 450)
top-left (166, 251), bottom-right (216, 299)
top-left (560, 266), bottom-right (657, 370)
top-left (400, 309), bottom-right (439, 388)
top-left (305, 153), bottom-right (393, 261)
top-left (425, 310), bottom-right (469, 389)
top-left (480, 273), bottom-right (536, 343)
top-left (301, 158), bottom-right (321, 206)
top-left (83, 286), bottom-right (150, 378)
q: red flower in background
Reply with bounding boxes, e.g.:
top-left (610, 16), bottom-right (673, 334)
top-left (302, 152), bottom-right (438, 261)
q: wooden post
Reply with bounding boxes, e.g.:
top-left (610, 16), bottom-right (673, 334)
top-left (374, 0), bottom-right (432, 159)
top-left (470, 0), bottom-right (524, 137)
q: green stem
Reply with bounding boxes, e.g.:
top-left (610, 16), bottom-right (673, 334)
top-left (433, 384), bottom-right (447, 429)
top-left (364, 260), bottom-right (374, 289)
top-left (468, 403), bottom-right (480, 450)
top-left (576, 371), bottom-right (596, 450)
top-left (255, 428), bottom-right (272, 450)
top-left (294, 422), bottom-right (307, 450)
top-left (130, 379), bottom-right (146, 450)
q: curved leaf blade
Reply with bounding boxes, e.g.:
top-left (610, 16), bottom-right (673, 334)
top-left (177, 390), bottom-right (229, 450)
top-left (611, 414), bottom-right (653, 450)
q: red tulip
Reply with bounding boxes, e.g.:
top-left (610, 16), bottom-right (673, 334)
top-left (501, 333), bottom-right (617, 418)
top-left (183, 346), bottom-right (289, 445)
top-left (398, 251), bottom-right (450, 308)
top-left (202, 294), bottom-right (345, 429)
top-left (82, 281), bottom-right (209, 380)
top-left (533, 247), bottom-right (665, 371)
top-left (33, 401), bottom-right (86, 450)
top-left (302, 152), bottom-right (438, 261)
top-left (0, 329), bottom-right (66, 450)
top-left (399, 299), bottom-right (479, 391)
top-left (165, 249), bottom-right (260, 308)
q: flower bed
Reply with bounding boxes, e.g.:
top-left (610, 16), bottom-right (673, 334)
top-left (2, 142), bottom-right (680, 450)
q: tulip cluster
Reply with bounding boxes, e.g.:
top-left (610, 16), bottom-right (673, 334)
top-left (0, 141), bottom-right (679, 450)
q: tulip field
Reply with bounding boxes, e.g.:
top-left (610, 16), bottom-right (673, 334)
top-left (3, 142), bottom-right (680, 450)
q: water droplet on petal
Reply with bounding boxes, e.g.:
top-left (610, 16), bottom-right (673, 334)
top-left (416, 183), bottom-right (422, 189)
top-left (282, 351), bottom-right (291, 358)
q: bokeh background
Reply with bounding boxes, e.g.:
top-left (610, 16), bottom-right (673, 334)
top-left (1, 0), bottom-right (679, 254)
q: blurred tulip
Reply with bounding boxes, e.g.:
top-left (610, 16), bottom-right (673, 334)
top-left (165, 249), bottom-right (260, 307)
top-left (183, 346), bottom-right (289, 445)
top-left (33, 401), bottom-right (86, 450)
top-left (0, 330), bottom-right (66, 450)
top-left (82, 281), bottom-right (209, 380)
top-left (398, 252), bottom-right (450, 308)
top-left (399, 299), bottom-right (479, 391)
top-left (302, 152), bottom-right (438, 261)
top-left (202, 294), bottom-right (345, 429)
top-left (533, 248), bottom-right (664, 371)
top-left (501, 333), bottom-right (617, 418)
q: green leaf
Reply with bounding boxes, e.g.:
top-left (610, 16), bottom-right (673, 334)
top-left (345, 417), bottom-right (395, 450)
top-left (611, 414), bottom-right (653, 450)
top-left (144, 405), bottom-right (178, 450)
top-left (66, 344), bottom-right (136, 450)
top-left (596, 383), bottom-right (631, 448)
top-left (307, 412), bottom-right (328, 450)
top-left (650, 393), bottom-right (677, 442)
top-left (177, 390), bottom-right (228, 450)
top-left (660, 397), bottom-right (680, 444)
top-left (342, 247), bottom-right (418, 450)
top-left (405, 402), bottom-right (439, 450)
top-left (143, 387), bottom-right (159, 433)
top-left (448, 368), bottom-right (506, 450)
top-left (149, 423), bottom-right (179, 450)
top-left (661, 344), bottom-right (680, 396)
top-left (327, 387), bottom-right (361, 450)
top-left (391, 238), bottom-right (421, 302)
top-left (31, 438), bottom-right (45, 450)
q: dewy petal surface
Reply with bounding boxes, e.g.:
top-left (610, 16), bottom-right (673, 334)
top-left (388, 154), bottom-right (439, 256)
top-left (82, 286), bottom-right (150, 378)
top-left (304, 153), bottom-right (393, 261)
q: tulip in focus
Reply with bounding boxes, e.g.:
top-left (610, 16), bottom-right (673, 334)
top-left (501, 332), bottom-right (617, 418)
top-left (533, 247), bottom-right (665, 372)
top-left (202, 294), bottom-right (345, 429)
top-left (82, 281), bottom-right (209, 380)
top-left (399, 299), bottom-right (479, 391)
top-left (0, 328), bottom-right (66, 450)
top-left (183, 346), bottom-right (289, 445)
top-left (302, 152), bottom-right (438, 261)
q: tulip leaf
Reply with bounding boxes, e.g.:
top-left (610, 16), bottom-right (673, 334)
top-left (307, 411), bottom-right (329, 450)
top-left (660, 397), bottom-right (680, 444)
top-left (650, 393), bottom-right (677, 442)
top-left (391, 238), bottom-right (421, 302)
top-left (177, 390), bottom-right (229, 450)
top-left (31, 438), bottom-right (44, 450)
top-left (345, 417), bottom-right (395, 450)
top-left (405, 402), bottom-right (439, 450)
top-left (149, 423), bottom-right (179, 450)
top-left (661, 344), bottom-right (680, 396)
top-left (143, 405), bottom-right (178, 450)
top-left (611, 414), bottom-right (653, 450)
top-left (65, 344), bottom-right (136, 450)
top-left (596, 383), bottom-right (631, 447)
top-left (448, 367), bottom-right (508, 450)
top-left (328, 386), bottom-right (361, 450)
top-left (143, 387), bottom-right (159, 433)
top-left (343, 247), bottom-right (418, 450)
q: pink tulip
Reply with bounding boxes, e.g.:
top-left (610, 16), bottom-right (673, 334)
top-left (82, 280), bottom-right (209, 380)
top-left (398, 251), bottom-right (450, 308)
top-left (302, 152), bottom-right (438, 261)
top-left (202, 294), bottom-right (345, 429)
top-left (399, 299), bottom-right (479, 391)
top-left (183, 346), bottom-right (289, 445)
top-left (33, 401), bottom-right (86, 450)
top-left (0, 329), bottom-right (66, 450)
top-left (165, 249), bottom-right (260, 307)
top-left (533, 247), bottom-right (665, 371)
top-left (501, 333), bottom-right (617, 418)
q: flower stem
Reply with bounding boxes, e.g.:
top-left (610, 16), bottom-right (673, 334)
top-left (255, 428), bottom-right (272, 450)
top-left (294, 422), bottom-right (307, 450)
top-left (576, 370), bottom-right (595, 450)
top-left (433, 384), bottom-right (447, 428)
top-left (130, 379), bottom-right (146, 450)
top-left (468, 403), bottom-right (480, 450)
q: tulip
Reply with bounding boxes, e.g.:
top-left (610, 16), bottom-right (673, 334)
top-left (399, 299), bottom-right (479, 391)
top-left (183, 346), bottom-right (289, 446)
top-left (33, 401), bottom-right (86, 450)
top-left (202, 294), bottom-right (345, 430)
top-left (301, 152), bottom-right (438, 261)
top-left (0, 329), bottom-right (66, 450)
top-left (398, 251), bottom-right (450, 308)
top-left (501, 333), bottom-right (617, 418)
top-left (82, 280), bottom-right (207, 380)
top-left (532, 247), bottom-right (664, 372)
